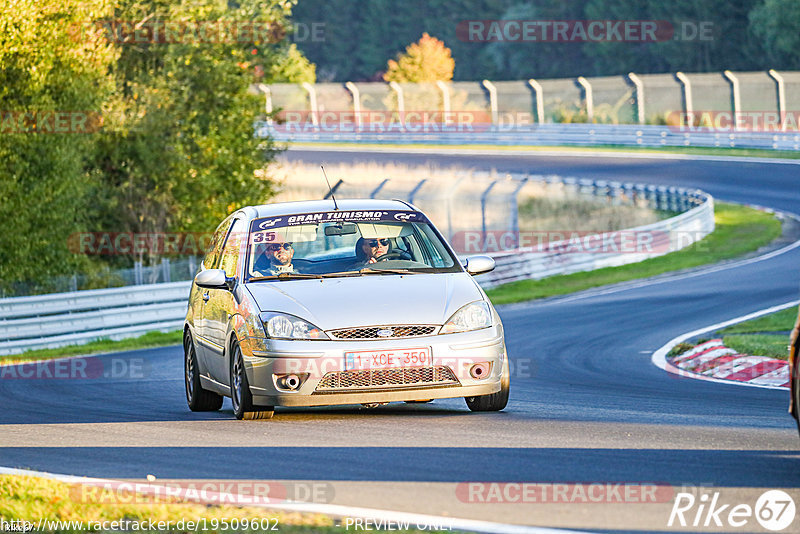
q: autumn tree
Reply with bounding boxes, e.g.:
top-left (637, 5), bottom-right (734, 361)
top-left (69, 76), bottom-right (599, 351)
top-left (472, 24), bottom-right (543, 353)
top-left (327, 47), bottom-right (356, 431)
top-left (384, 33), bottom-right (454, 83)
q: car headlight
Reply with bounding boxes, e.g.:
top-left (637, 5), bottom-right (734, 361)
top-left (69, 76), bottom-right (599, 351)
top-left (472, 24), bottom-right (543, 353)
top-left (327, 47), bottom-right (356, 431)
top-left (440, 301), bottom-right (492, 334)
top-left (259, 312), bottom-right (329, 340)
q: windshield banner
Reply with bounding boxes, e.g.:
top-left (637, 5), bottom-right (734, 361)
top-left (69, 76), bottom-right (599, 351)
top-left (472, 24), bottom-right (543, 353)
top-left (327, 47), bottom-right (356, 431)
top-left (250, 210), bottom-right (428, 232)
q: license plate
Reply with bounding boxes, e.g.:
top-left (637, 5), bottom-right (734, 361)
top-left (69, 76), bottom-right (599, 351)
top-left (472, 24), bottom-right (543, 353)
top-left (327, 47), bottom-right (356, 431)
top-left (344, 347), bottom-right (432, 371)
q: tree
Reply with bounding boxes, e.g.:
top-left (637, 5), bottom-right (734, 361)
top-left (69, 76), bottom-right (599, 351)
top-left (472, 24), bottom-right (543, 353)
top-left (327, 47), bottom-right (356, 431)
top-left (0, 0), bottom-right (116, 293)
top-left (90, 0), bottom-right (316, 269)
top-left (749, 0), bottom-right (800, 67)
top-left (384, 33), bottom-right (455, 83)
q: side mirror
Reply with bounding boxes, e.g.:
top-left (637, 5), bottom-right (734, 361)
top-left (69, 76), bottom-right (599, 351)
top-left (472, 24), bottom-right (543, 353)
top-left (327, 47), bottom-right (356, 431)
top-left (464, 255), bottom-right (495, 276)
top-left (195, 269), bottom-right (235, 290)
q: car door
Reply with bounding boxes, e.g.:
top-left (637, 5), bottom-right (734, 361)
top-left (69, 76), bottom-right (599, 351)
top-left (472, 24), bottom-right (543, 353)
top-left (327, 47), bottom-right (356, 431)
top-left (203, 217), bottom-right (247, 383)
top-left (192, 216), bottom-right (233, 365)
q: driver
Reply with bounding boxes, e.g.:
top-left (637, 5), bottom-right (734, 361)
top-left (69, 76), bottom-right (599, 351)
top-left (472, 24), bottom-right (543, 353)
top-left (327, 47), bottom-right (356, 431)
top-left (361, 237), bottom-right (390, 264)
top-left (254, 241), bottom-right (298, 275)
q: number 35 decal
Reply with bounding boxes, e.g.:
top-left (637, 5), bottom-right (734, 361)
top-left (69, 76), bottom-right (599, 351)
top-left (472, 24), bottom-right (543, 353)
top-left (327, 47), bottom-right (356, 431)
top-left (252, 231), bottom-right (276, 244)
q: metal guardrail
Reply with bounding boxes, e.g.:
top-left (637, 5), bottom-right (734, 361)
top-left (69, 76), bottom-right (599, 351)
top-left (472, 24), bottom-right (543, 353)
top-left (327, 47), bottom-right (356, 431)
top-left (479, 192), bottom-right (714, 288)
top-left (259, 123), bottom-right (800, 151)
top-left (0, 282), bottom-right (190, 355)
top-left (0, 178), bottom-right (714, 355)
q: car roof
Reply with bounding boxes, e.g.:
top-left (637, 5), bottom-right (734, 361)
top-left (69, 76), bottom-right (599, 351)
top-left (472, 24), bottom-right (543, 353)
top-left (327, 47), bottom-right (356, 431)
top-left (245, 198), bottom-right (417, 219)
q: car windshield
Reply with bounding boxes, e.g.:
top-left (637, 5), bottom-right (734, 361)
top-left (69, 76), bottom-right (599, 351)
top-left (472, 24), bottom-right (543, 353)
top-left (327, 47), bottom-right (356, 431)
top-left (245, 209), bottom-right (460, 280)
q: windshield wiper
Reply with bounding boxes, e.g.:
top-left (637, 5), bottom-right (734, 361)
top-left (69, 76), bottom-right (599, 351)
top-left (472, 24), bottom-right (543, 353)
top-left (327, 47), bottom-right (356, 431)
top-left (248, 272), bottom-right (323, 282)
top-left (358, 267), bottom-right (419, 275)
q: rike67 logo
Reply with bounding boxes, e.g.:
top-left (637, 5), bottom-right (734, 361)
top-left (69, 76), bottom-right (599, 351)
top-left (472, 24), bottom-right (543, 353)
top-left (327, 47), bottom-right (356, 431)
top-left (668, 490), bottom-right (795, 531)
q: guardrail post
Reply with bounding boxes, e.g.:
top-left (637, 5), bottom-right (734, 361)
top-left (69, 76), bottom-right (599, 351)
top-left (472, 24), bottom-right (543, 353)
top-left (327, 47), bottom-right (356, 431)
top-left (344, 81), bottom-right (362, 131)
top-left (301, 82), bottom-right (319, 128)
top-left (134, 261), bottom-right (143, 285)
top-left (324, 179), bottom-right (344, 199)
top-left (768, 69), bottom-right (787, 132)
top-left (675, 72), bottom-right (693, 127)
top-left (161, 258), bottom-right (171, 283)
top-left (527, 79), bottom-right (545, 124)
top-left (480, 180), bottom-right (500, 250)
top-left (408, 179), bottom-right (427, 204)
top-left (257, 84), bottom-right (273, 126)
top-left (388, 81), bottom-right (405, 132)
top-left (481, 80), bottom-right (498, 127)
top-left (510, 176), bottom-right (529, 240)
top-left (370, 178), bottom-right (390, 198)
top-left (188, 256), bottom-right (196, 277)
top-left (436, 81), bottom-right (451, 127)
top-left (627, 73), bottom-right (645, 124)
top-left (576, 77), bottom-right (594, 122)
top-left (723, 70), bottom-right (741, 130)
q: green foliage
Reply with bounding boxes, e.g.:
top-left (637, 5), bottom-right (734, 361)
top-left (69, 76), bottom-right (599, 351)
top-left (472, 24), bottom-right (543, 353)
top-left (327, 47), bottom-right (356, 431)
top-left (749, 0), bottom-right (800, 66)
top-left (291, 0), bottom-right (791, 81)
top-left (384, 33), bottom-right (455, 83)
top-left (0, 0), bottom-right (116, 288)
top-left (0, 0), bottom-right (317, 292)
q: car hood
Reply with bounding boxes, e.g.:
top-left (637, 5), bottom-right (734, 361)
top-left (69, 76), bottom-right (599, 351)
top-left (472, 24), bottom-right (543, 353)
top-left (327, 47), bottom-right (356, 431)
top-left (245, 273), bottom-right (484, 329)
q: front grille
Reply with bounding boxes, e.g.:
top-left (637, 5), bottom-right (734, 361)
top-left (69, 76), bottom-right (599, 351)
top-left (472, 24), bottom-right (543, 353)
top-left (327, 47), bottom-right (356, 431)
top-left (328, 325), bottom-right (438, 340)
top-left (314, 366), bottom-right (460, 393)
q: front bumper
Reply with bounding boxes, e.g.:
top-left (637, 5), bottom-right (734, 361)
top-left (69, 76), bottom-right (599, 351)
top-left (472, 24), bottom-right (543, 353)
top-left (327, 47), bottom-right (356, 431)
top-left (239, 324), bottom-right (506, 407)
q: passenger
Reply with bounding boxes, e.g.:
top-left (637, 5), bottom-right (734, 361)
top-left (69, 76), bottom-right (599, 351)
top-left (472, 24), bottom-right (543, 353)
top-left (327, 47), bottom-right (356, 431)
top-left (255, 241), bottom-right (297, 275)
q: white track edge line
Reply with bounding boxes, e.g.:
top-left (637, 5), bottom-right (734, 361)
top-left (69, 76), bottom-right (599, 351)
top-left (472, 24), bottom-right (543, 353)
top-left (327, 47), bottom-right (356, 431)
top-left (0, 466), bottom-right (586, 534)
top-left (651, 300), bottom-right (800, 390)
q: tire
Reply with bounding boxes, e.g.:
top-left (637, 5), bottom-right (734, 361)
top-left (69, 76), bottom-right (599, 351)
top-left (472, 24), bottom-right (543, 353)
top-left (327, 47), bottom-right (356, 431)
top-left (230, 340), bottom-right (274, 420)
top-left (793, 358), bottom-right (800, 438)
top-left (465, 357), bottom-right (510, 412)
top-left (184, 331), bottom-right (223, 412)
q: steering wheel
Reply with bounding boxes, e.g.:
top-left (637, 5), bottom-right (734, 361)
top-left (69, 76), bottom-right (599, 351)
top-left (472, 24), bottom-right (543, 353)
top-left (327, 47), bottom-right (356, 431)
top-left (374, 250), bottom-right (411, 261)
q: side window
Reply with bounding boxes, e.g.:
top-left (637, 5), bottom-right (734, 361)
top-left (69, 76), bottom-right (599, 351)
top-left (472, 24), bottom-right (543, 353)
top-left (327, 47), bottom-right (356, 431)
top-left (220, 218), bottom-right (246, 277)
top-left (203, 217), bottom-right (234, 269)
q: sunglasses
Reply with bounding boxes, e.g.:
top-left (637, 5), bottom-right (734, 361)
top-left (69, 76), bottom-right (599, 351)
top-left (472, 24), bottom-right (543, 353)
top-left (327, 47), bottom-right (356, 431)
top-left (266, 243), bottom-right (293, 252)
top-left (367, 239), bottom-right (390, 247)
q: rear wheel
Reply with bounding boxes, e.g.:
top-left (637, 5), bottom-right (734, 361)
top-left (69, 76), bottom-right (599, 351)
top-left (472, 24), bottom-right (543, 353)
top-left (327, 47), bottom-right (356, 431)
top-left (184, 331), bottom-right (223, 412)
top-left (465, 357), bottom-right (510, 412)
top-left (230, 340), bottom-right (274, 420)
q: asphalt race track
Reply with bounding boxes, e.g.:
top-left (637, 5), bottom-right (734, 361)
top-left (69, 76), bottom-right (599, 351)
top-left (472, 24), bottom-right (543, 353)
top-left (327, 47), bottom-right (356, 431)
top-left (2, 148), bottom-right (800, 532)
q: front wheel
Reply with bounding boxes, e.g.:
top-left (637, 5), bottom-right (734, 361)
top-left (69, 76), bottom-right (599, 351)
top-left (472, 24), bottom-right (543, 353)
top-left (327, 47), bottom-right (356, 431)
top-left (793, 357), bottom-right (800, 438)
top-left (230, 340), bottom-right (274, 420)
top-left (184, 331), bottom-right (223, 412)
top-left (465, 357), bottom-right (510, 412)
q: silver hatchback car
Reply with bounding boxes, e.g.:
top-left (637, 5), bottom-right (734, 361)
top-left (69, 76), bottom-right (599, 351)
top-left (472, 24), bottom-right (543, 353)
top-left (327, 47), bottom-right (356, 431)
top-left (184, 199), bottom-right (510, 420)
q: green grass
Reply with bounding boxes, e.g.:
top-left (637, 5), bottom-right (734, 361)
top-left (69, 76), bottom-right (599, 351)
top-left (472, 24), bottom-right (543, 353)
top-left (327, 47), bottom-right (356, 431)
top-left (486, 202), bottom-right (781, 304)
top-left (1, 330), bottom-right (183, 364)
top-left (718, 306), bottom-right (798, 334)
top-left (291, 141), bottom-right (800, 160)
top-left (722, 334), bottom-right (790, 360)
top-left (0, 475), bottom-right (336, 533)
top-left (0, 475), bottom-right (444, 533)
